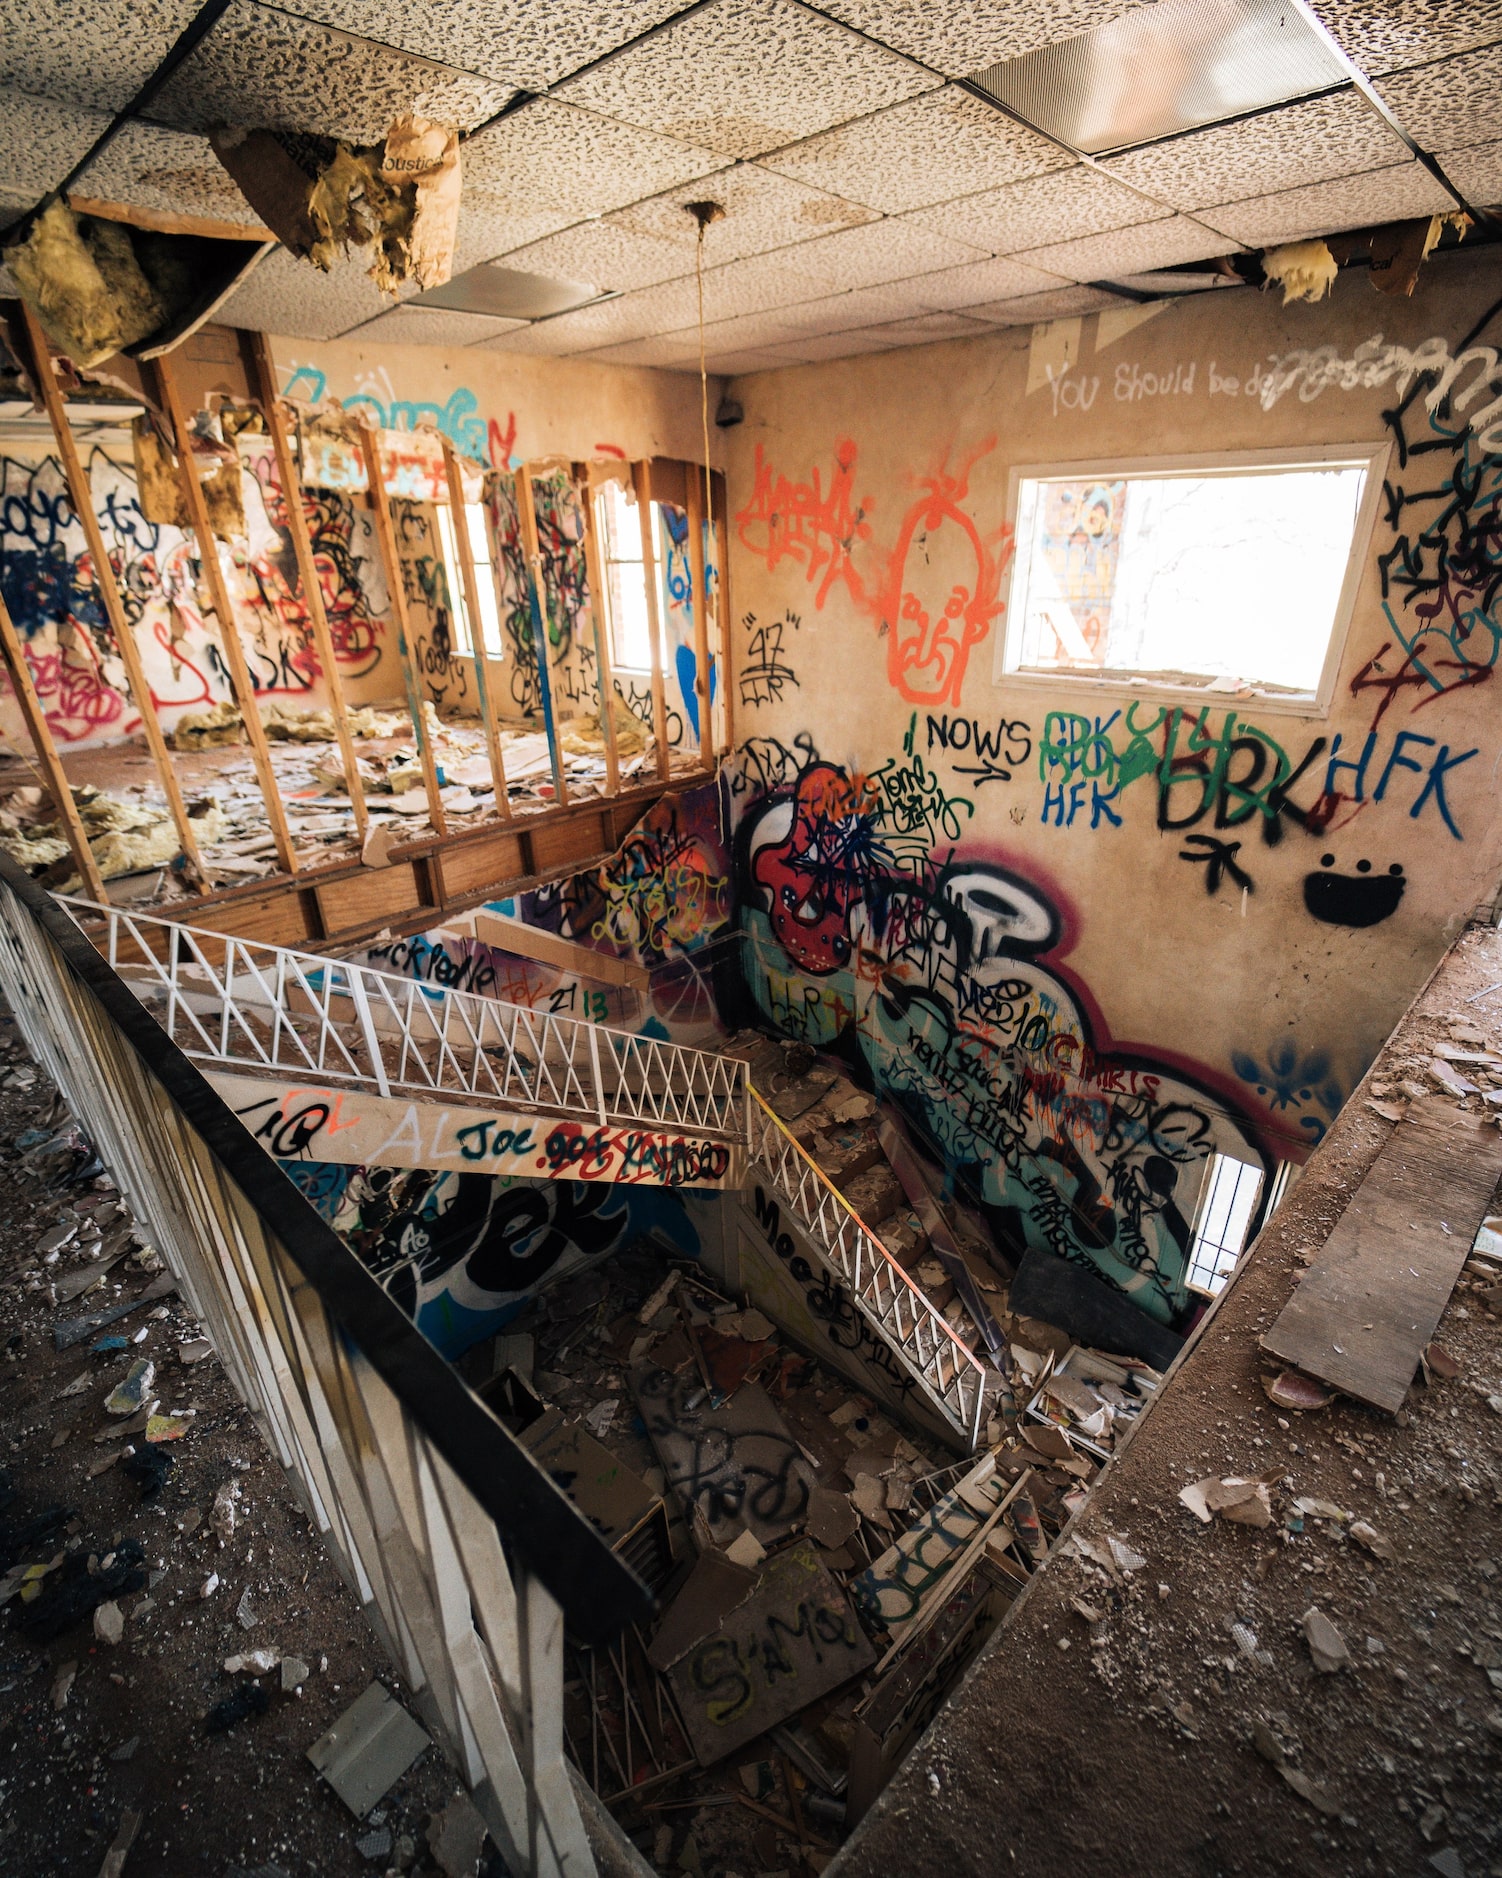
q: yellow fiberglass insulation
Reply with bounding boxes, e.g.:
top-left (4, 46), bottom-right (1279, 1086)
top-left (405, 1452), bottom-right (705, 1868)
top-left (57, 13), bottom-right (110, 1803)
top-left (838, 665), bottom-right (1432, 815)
top-left (7, 203), bottom-right (167, 367)
top-left (1262, 238), bottom-right (1339, 305)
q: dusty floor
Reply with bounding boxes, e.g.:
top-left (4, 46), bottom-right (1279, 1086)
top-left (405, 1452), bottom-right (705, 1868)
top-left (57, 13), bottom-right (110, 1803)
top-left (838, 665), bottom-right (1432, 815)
top-left (0, 1016), bottom-right (485, 1878)
top-left (839, 921), bottom-right (1502, 1878)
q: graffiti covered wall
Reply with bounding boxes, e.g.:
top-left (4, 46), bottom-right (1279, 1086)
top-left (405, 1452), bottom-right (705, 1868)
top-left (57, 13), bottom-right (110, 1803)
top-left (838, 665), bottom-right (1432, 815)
top-left (721, 249), bottom-right (1502, 1331)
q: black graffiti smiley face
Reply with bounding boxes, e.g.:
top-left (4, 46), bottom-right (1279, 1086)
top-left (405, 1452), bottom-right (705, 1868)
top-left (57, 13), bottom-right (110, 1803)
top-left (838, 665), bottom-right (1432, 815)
top-left (1302, 855), bottom-right (1406, 929)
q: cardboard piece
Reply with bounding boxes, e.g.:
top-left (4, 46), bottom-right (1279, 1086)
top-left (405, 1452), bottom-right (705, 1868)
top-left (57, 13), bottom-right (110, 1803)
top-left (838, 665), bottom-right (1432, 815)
top-left (665, 1541), bottom-right (875, 1766)
top-left (646, 1550), bottom-right (758, 1672)
top-left (633, 1366), bottom-right (815, 1546)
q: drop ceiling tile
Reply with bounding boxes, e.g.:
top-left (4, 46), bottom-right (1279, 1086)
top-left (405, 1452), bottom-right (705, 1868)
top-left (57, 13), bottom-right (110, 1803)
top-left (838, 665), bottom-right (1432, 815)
top-left (606, 251), bottom-right (836, 329)
top-left (811, 1), bottom-right (1156, 77)
top-left (452, 203), bottom-right (582, 273)
top-left (774, 218), bottom-right (990, 289)
top-left (341, 307), bottom-right (529, 346)
top-left (0, 0), bottom-right (199, 115)
top-left (1438, 139), bottom-right (1502, 206)
top-left (763, 281), bottom-right (952, 336)
top-left (1307, 2), bottom-right (1502, 77)
top-left (282, 0), bottom-right (684, 91)
top-left (656, 310), bottom-right (816, 354)
top-left (488, 221), bottom-right (697, 293)
top-left (474, 294), bottom-right (666, 355)
top-left (1375, 43), bottom-right (1502, 153)
top-left (907, 165), bottom-right (1168, 254)
top-left (606, 164), bottom-right (879, 264)
top-left (1100, 91), bottom-right (1408, 211)
top-left (0, 88), bottom-right (110, 202)
top-left (215, 246), bottom-right (419, 341)
top-left (1197, 161), bottom-right (1455, 247)
top-left (765, 328), bottom-right (909, 361)
top-left (71, 121), bottom-right (269, 227)
top-left (471, 320), bottom-right (602, 356)
top-left (760, 85), bottom-right (1072, 214)
top-left (702, 348), bottom-right (798, 374)
top-left (462, 99), bottom-right (722, 222)
top-left (963, 284), bottom-right (1122, 324)
top-left (555, 334), bottom-right (696, 367)
top-left (1018, 216), bottom-right (1231, 280)
top-left (910, 253), bottom-right (1074, 309)
top-left (853, 311), bottom-right (997, 343)
top-left (148, 1), bottom-right (511, 142)
top-left (555, 0), bottom-right (937, 161)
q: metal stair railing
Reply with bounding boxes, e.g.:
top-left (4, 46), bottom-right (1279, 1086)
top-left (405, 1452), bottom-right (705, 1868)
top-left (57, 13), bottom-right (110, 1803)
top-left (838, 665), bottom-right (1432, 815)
top-left (60, 896), bottom-right (746, 1140)
top-left (746, 1088), bottom-right (990, 1446)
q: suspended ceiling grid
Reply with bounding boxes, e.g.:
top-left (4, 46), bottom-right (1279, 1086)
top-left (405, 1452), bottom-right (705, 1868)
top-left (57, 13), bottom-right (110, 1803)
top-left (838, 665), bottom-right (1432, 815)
top-left (1, 0), bottom-right (1499, 373)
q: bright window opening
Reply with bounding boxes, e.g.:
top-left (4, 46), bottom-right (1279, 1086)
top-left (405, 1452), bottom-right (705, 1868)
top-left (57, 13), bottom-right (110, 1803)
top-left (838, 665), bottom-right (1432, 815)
top-left (596, 478), bottom-right (655, 672)
top-left (435, 501), bottom-right (504, 658)
top-left (1185, 1153), bottom-right (1265, 1296)
top-left (1001, 451), bottom-right (1382, 701)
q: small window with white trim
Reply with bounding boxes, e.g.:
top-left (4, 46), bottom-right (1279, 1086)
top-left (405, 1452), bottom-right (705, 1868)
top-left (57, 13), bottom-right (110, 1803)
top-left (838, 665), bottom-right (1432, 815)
top-left (1184, 1153), bottom-right (1267, 1297)
top-left (596, 478), bottom-right (655, 672)
top-left (997, 447), bottom-right (1386, 707)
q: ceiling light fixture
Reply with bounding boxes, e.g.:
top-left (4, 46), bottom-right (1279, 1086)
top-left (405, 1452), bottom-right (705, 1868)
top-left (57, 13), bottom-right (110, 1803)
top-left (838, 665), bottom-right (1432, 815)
top-left (414, 261), bottom-right (612, 321)
top-left (968, 0), bottom-right (1349, 156)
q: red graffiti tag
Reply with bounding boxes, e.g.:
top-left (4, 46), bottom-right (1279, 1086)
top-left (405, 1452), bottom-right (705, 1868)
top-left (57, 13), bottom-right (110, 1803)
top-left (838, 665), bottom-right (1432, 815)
top-left (871, 438), bottom-right (1010, 710)
top-left (735, 439), bottom-right (872, 611)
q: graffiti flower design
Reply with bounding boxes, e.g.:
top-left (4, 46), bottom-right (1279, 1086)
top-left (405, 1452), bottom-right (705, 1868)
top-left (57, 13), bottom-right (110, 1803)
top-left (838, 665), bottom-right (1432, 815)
top-left (1231, 1038), bottom-right (1343, 1140)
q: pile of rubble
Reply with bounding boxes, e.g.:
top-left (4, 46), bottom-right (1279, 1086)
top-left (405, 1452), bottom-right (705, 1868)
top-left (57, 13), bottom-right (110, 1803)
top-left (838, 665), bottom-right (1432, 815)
top-left (472, 1236), bottom-right (1160, 1873)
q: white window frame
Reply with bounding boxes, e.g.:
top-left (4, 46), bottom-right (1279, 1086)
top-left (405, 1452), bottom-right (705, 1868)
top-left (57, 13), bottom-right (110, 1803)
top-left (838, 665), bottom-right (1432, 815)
top-left (594, 481), bottom-right (659, 677)
top-left (434, 499), bottom-right (506, 660)
top-left (993, 442), bottom-right (1391, 719)
top-left (1184, 1152), bottom-right (1268, 1299)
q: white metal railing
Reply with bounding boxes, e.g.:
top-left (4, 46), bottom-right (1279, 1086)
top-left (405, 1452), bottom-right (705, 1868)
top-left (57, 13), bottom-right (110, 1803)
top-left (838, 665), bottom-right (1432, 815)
top-left (59, 897), bottom-right (746, 1140)
top-left (746, 1089), bottom-right (990, 1445)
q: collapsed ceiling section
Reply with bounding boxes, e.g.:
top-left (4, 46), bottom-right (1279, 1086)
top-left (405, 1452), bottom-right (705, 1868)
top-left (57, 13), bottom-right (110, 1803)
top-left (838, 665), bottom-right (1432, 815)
top-left (0, 0), bottom-right (1497, 370)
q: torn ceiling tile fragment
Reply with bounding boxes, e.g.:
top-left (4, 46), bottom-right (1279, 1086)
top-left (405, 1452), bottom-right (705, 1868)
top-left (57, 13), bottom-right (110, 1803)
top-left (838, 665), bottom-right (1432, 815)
top-left (211, 114), bottom-right (461, 293)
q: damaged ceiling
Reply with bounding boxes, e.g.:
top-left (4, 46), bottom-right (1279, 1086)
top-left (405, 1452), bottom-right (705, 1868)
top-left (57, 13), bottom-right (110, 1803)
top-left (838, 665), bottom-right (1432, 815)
top-left (2, 0), bottom-right (1500, 370)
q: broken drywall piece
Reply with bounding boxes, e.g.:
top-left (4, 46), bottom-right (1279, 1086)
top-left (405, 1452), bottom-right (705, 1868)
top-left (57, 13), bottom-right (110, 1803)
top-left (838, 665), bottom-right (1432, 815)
top-left (1262, 239), bottom-right (1339, 305)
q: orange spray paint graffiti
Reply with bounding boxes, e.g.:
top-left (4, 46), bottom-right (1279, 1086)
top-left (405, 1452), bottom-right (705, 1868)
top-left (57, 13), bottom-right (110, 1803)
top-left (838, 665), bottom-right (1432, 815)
top-left (871, 439), bottom-right (1011, 710)
top-left (735, 439), bottom-right (873, 611)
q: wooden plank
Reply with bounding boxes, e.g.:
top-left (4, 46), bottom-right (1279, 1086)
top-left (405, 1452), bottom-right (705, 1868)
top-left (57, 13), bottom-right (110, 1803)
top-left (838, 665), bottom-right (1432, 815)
top-left (511, 465), bottom-right (569, 809)
top-left (685, 464), bottom-right (714, 772)
top-left (65, 194), bottom-right (276, 244)
top-left (711, 468), bottom-right (735, 757)
top-left (470, 908), bottom-right (651, 989)
top-left (148, 352), bottom-right (300, 876)
top-left (530, 811), bottom-right (607, 874)
top-left (572, 463), bottom-right (620, 796)
top-left (16, 302), bottom-right (209, 890)
top-left (243, 331), bottom-right (370, 843)
top-left (436, 829), bottom-right (526, 900)
top-left (315, 862), bottom-right (425, 935)
top-left (632, 461), bottom-right (670, 781)
top-left (357, 427), bottom-right (448, 839)
top-left (1261, 1097), bottom-right (1502, 1412)
top-left (0, 591), bottom-right (106, 899)
top-left (440, 435), bottom-right (512, 821)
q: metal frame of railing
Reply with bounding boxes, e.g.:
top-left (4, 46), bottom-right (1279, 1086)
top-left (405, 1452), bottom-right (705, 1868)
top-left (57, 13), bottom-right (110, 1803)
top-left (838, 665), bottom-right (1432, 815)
top-left (60, 896), bottom-right (745, 1140)
top-left (745, 1089), bottom-right (991, 1447)
top-left (0, 864), bottom-right (655, 1877)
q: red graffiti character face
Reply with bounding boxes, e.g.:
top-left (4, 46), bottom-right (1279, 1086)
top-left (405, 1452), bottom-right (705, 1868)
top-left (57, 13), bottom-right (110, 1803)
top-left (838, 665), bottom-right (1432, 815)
top-left (751, 762), bottom-right (881, 975)
top-left (873, 445), bottom-right (1011, 710)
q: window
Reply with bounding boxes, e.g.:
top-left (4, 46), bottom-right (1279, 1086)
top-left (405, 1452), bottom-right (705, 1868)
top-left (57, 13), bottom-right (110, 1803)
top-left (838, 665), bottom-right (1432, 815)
top-left (1185, 1153), bottom-right (1265, 1296)
top-left (596, 477), bottom-right (655, 671)
top-left (434, 500), bottom-right (504, 657)
top-left (998, 447), bottom-right (1386, 706)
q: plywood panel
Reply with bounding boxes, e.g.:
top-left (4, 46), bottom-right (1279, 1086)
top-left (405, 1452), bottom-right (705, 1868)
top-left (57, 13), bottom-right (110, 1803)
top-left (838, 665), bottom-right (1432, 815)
top-left (434, 831), bottom-right (528, 901)
top-left (1261, 1098), bottom-right (1502, 1413)
top-left (316, 863), bottom-right (426, 936)
top-left (530, 812), bottom-right (609, 874)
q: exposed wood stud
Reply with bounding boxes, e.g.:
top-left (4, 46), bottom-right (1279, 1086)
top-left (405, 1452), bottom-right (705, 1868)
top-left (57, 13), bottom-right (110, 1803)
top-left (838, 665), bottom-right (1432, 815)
top-left (512, 464), bottom-right (569, 808)
top-left (439, 435), bottom-right (512, 823)
top-left (633, 460), bottom-right (671, 782)
top-left (685, 465), bottom-right (714, 774)
top-left (0, 589), bottom-right (106, 900)
top-left (711, 468), bottom-right (735, 757)
top-left (148, 352), bottom-right (299, 876)
top-left (572, 462), bottom-right (620, 798)
top-left (357, 425), bottom-right (448, 840)
top-left (14, 302), bottom-right (209, 890)
top-left (243, 331), bottom-right (370, 844)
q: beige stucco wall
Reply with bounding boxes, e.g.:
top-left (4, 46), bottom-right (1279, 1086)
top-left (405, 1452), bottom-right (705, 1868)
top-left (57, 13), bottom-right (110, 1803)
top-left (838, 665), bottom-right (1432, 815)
top-left (718, 247), bottom-right (1502, 1193)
